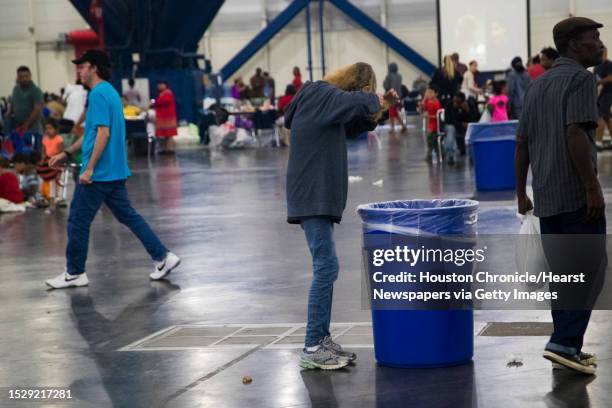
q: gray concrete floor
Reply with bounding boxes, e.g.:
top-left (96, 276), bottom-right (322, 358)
top-left (1, 120), bottom-right (612, 407)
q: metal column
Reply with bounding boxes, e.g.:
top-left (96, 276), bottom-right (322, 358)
top-left (319, 0), bottom-right (326, 77)
top-left (305, 1), bottom-right (313, 81)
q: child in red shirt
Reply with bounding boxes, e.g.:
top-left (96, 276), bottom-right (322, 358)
top-left (0, 158), bottom-right (24, 204)
top-left (421, 85), bottom-right (442, 161)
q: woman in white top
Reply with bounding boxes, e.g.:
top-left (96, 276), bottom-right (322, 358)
top-left (461, 61), bottom-right (482, 99)
top-left (63, 81), bottom-right (87, 124)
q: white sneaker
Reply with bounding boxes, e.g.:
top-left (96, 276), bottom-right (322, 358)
top-left (150, 252), bottom-right (181, 280)
top-left (45, 272), bottom-right (89, 289)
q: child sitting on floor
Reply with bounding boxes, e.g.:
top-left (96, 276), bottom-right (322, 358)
top-left (0, 158), bottom-right (24, 204)
top-left (13, 153), bottom-right (39, 202)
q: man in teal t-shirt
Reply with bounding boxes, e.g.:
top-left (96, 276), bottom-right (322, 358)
top-left (10, 66), bottom-right (44, 150)
top-left (80, 80), bottom-right (131, 181)
top-left (45, 49), bottom-right (181, 289)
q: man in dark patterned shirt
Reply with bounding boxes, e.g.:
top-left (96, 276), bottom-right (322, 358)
top-left (516, 17), bottom-right (606, 375)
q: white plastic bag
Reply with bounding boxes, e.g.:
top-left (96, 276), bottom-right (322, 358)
top-left (479, 109), bottom-right (491, 123)
top-left (230, 128), bottom-right (257, 148)
top-left (515, 211), bottom-right (549, 291)
top-left (208, 125), bottom-right (227, 148)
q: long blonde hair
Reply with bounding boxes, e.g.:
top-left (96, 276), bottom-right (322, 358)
top-left (324, 62), bottom-right (377, 93)
top-left (443, 55), bottom-right (456, 79)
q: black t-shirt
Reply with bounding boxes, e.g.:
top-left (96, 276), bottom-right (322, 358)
top-left (446, 104), bottom-right (471, 133)
top-left (595, 60), bottom-right (612, 96)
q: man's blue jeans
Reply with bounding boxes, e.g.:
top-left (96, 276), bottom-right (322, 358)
top-left (66, 180), bottom-right (168, 275)
top-left (443, 124), bottom-right (458, 161)
top-left (301, 217), bottom-right (339, 347)
top-left (540, 206), bottom-right (607, 355)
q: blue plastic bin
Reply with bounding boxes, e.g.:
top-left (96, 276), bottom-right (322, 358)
top-left (357, 199), bottom-right (479, 368)
top-left (467, 121), bottom-right (518, 191)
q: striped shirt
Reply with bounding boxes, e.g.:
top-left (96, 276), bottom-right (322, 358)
top-left (518, 57), bottom-right (599, 218)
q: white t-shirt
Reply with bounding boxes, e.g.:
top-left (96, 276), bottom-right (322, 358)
top-left (461, 70), bottom-right (479, 99)
top-left (63, 84), bottom-right (87, 123)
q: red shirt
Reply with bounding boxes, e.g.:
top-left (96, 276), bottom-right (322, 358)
top-left (0, 172), bottom-right (24, 203)
top-left (292, 74), bottom-right (303, 91)
top-left (154, 89), bottom-right (178, 137)
top-left (423, 98), bottom-right (442, 132)
top-left (528, 64), bottom-right (545, 80)
top-left (278, 94), bottom-right (294, 115)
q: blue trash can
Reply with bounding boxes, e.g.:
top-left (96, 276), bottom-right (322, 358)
top-left (357, 199), bottom-right (478, 368)
top-left (468, 121), bottom-right (518, 191)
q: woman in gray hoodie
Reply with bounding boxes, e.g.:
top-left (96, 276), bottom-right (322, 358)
top-left (285, 62), bottom-right (398, 370)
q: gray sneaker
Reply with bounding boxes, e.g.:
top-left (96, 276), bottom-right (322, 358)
top-left (320, 336), bottom-right (357, 362)
top-left (543, 350), bottom-right (596, 375)
top-left (300, 347), bottom-right (349, 370)
top-left (552, 351), bottom-right (597, 370)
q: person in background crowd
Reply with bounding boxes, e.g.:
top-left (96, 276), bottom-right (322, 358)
top-left (451, 53), bottom-right (468, 76)
top-left (445, 91), bottom-right (472, 156)
top-left (400, 84), bottom-right (410, 101)
top-left (0, 97), bottom-right (8, 132)
top-left (285, 61), bottom-right (397, 371)
top-left (42, 119), bottom-right (64, 160)
top-left (431, 55), bottom-right (463, 108)
top-left (9, 66), bottom-right (44, 151)
top-left (0, 157), bottom-right (24, 204)
top-left (28, 151), bottom-right (47, 208)
top-left (13, 153), bottom-right (38, 201)
top-left (540, 47), bottom-right (561, 70)
top-left (63, 79), bottom-right (87, 132)
top-left (277, 84), bottom-right (297, 147)
top-left (461, 60), bottom-right (482, 100)
top-left (231, 77), bottom-right (250, 100)
top-left (528, 55), bottom-right (546, 80)
top-left (154, 80), bottom-right (178, 154)
top-left (37, 145), bottom-right (63, 214)
top-left (292, 66), bottom-right (303, 91)
top-left (122, 96), bottom-right (141, 118)
top-left (46, 94), bottom-right (65, 120)
top-left (263, 72), bottom-right (276, 103)
top-left (45, 49), bottom-right (180, 289)
top-left (383, 62), bottom-right (407, 132)
top-left (516, 16), bottom-right (606, 375)
top-left (231, 78), bottom-right (241, 99)
top-left (278, 84), bottom-right (297, 115)
top-left (123, 78), bottom-right (141, 107)
top-left (250, 68), bottom-right (266, 98)
top-left (412, 75), bottom-right (428, 96)
top-left (39, 120), bottom-right (63, 213)
top-left (595, 46), bottom-right (612, 148)
top-left (488, 81), bottom-right (509, 122)
top-left (507, 56), bottom-right (531, 119)
top-left (231, 78), bottom-right (240, 99)
top-left (421, 85), bottom-right (442, 162)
